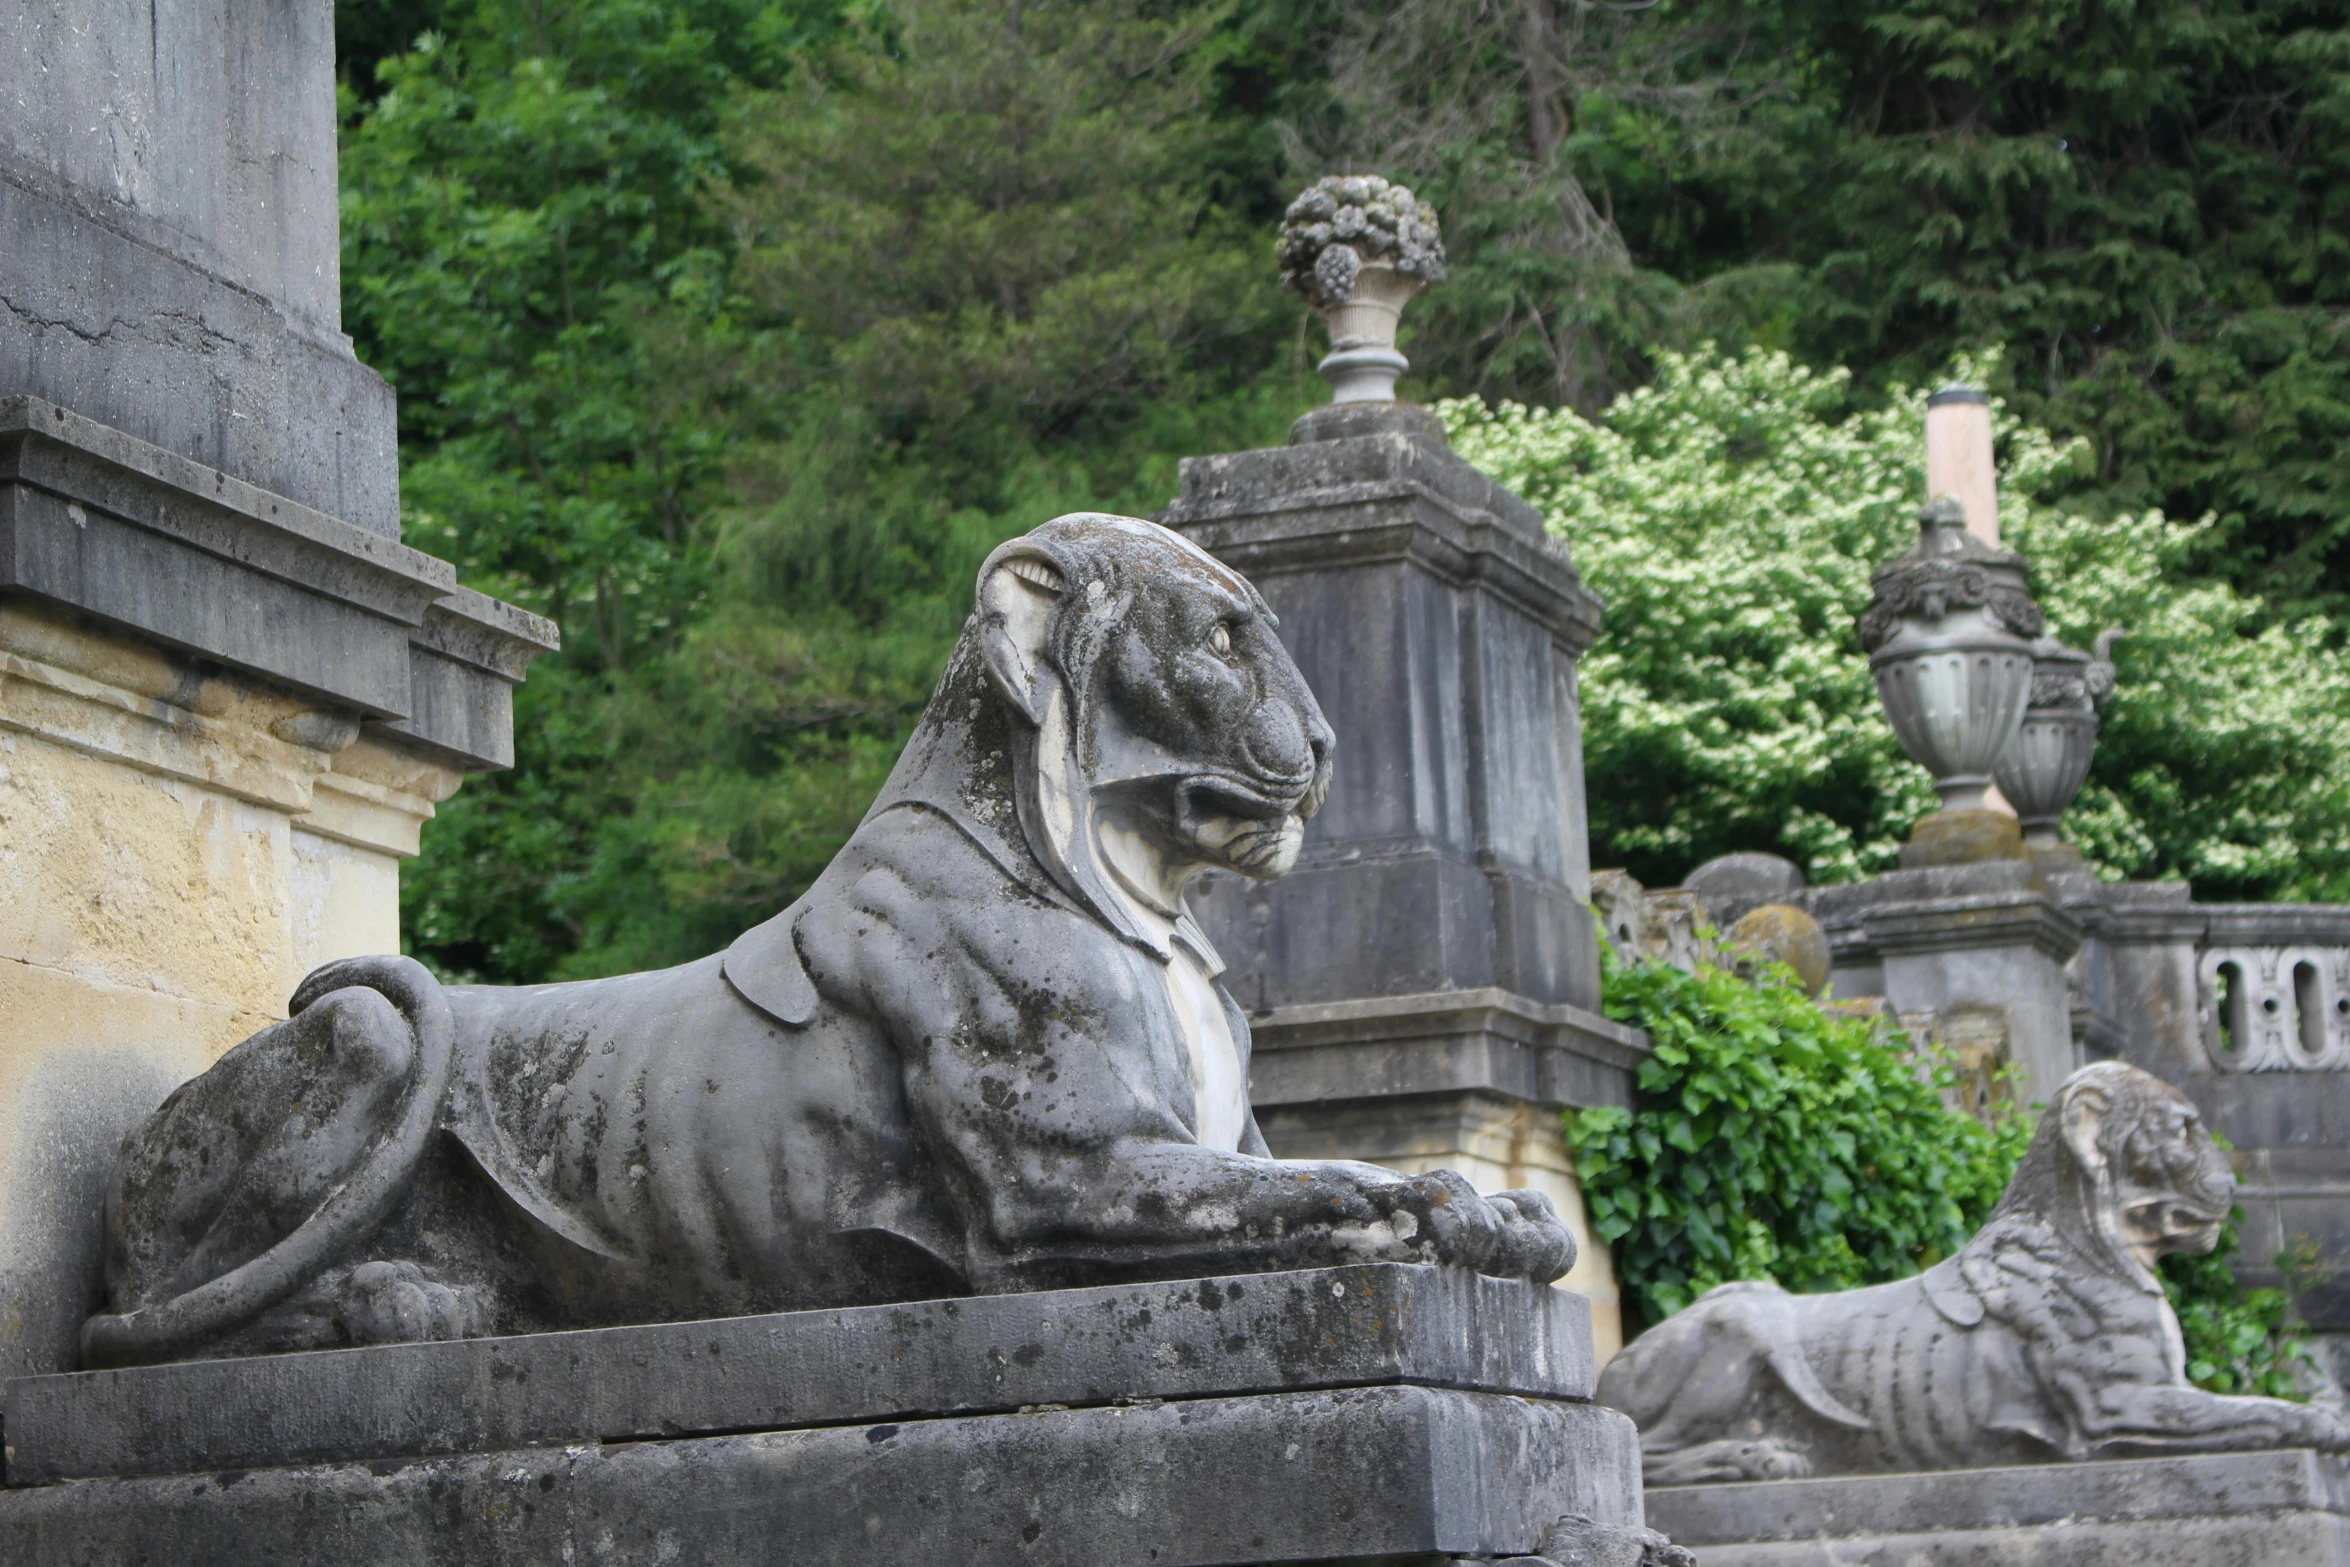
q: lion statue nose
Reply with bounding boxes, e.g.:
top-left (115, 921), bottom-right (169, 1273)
top-left (1243, 701), bottom-right (1315, 792)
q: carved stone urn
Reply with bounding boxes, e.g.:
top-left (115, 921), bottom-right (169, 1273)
top-left (1857, 496), bottom-right (2044, 819)
top-left (1993, 631), bottom-right (2121, 849)
top-left (1276, 175), bottom-right (1448, 403)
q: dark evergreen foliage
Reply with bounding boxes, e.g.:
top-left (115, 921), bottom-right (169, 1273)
top-left (336, 0), bottom-right (2350, 978)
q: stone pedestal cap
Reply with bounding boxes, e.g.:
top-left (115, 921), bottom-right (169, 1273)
top-left (1901, 806), bottom-right (2030, 867)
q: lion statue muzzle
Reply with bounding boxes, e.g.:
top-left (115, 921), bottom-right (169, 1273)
top-left (81, 513), bottom-right (1575, 1367)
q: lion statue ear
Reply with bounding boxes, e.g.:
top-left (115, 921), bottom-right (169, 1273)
top-left (2061, 1080), bottom-right (2111, 1182)
top-left (976, 550), bottom-right (1065, 726)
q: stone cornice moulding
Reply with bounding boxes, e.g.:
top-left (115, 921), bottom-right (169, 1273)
top-left (1163, 429), bottom-right (1603, 654)
top-left (2199, 902), bottom-right (2350, 946)
top-left (1852, 892), bottom-right (2084, 964)
top-left (0, 603), bottom-right (464, 860)
top-left (1243, 986), bottom-right (1650, 1112)
top-left (0, 397), bottom-right (556, 769)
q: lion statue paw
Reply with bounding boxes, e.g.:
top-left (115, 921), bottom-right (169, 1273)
top-left (336, 1260), bottom-right (488, 1346)
top-left (1487, 1512), bottom-right (1696, 1567)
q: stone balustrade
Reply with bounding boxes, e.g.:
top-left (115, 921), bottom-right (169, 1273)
top-left (2198, 939), bottom-right (2350, 1073)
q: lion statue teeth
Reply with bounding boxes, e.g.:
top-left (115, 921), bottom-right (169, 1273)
top-left (1598, 1061), bottom-right (2350, 1482)
top-left (80, 513), bottom-right (1575, 1368)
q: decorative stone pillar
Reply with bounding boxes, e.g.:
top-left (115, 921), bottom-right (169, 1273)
top-left (0, 4), bottom-right (552, 1385)
top-left (1163, 179), bottom-right (1644, 1359)
top-left (1808, 861), bottom-right (2086, 1106)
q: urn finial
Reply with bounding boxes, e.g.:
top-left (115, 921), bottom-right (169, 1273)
top-left (1993, 630), bottom-right (2123, 855)
top-left (1278, 175), bottom-right (1447, 404)
top-left (1861, 498), bottom-right (2044, 847)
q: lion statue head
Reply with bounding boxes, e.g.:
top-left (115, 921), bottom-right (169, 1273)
top-left (859, 512), bottom-right (1335, 961)
top-left (1996, 1061), bottom-right (2236, 1289)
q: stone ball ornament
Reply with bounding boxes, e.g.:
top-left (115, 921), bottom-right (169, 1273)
top-left (1277, 174), bottom-right (1447, 404)
top-left (1723, 903), bottom-right (1831, 998)
top-left (76, 513), bottom-right (1578, 1370)
top-left (1858, 496), bottom-right (2044, 815)
top-left (1600, 1061), bottom-right (2350, 1482)
top-left (1993, 629), bottom-right (2122, 850)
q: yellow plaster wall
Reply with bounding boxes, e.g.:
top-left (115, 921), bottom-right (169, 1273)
top-left (1258, 1093), bottom-right (1626, 1366)
top-left (0, 604), bottom-right (463, 1385)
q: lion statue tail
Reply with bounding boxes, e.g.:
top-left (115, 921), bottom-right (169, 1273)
top-left (79, 956), bottom-right (454, 1369)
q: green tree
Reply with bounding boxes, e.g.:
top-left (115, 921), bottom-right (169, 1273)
top-left (1444, 345), bottom-right (2350, 898)
top-left (1291, 0), bottom-right (2350, 609)
top-left (348, 0), bottom-right (1308, 981)
top-left (342, 0), bottom-right (811, 980)
top-left (1566, 0), bottom-right (2350, 613)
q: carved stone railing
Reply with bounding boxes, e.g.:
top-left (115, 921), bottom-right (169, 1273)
top-left (2196, 907), bottom-right (2350, 1071)
top-left (2198, 947), bottom-right (2350, 1071)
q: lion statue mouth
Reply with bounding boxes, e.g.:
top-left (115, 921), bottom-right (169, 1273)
top-left (1177, 766), bottom-right (1328, 880)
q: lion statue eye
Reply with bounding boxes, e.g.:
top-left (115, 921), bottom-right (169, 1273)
top-left (1209, 623), bottom-right (1233, 656)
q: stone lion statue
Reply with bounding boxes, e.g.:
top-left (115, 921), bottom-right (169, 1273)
top-left (1598, 1061), bottom-right (2350, 1482)
top-left (82, 514), bottom-right (1573, 1368)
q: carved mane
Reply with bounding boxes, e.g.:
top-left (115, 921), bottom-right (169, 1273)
top-left (723, 513), bottom-right (1273, 1023)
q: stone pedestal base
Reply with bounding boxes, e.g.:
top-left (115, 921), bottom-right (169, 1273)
top-left (1647, 1450), bottom-right (2350, 1566)
top-left (0, 1264), bottom-right (1650, 1565)
top-left (1808, 860), bottom-right (2084, 1105)
top-left (1242, 988), bottom-right (1646, 1363)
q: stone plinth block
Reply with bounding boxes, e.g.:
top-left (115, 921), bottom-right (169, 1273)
top-left (3, 1263), bottom-right (1593, 1484)
top-left (1808, 860), bottom-right (2084, 1105)
top-left (1648, 1449), bottom-right (2350, 1566)
top-left (1164, 406), bottom-right (1639, 1359)
top-left (1, 0), bottom-right (397, 532)
top-left (1166, 404), bottom-right (1607, 1018)
top-left (0, 1266), bottom-right (1644, 1565)
top-left (0, 1385), bottom-right (1641, 1567)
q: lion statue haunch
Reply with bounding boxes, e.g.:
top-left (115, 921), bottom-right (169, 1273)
top-left (82, 514), bottom-right (1574, 1368)
top-left (1599, 1061), bottom-right (2350, 1483)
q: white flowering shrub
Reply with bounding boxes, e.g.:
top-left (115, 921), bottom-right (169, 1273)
top-left (1443, 348), bottom-right (2350, 897)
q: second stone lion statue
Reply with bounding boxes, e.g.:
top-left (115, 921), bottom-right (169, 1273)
top-left (1600, 1060), bottom-right (2350, 1481)
top-left (83, 514), bottom-right (1574, 1367)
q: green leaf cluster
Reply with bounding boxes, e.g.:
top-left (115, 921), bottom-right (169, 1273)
top-left (1443, 346), bottom-right (2350, 898)
top-left (1569, 951), bottom-right (2031, 1326)
top-left (2161, 1223), bottom-right (2316, 1401)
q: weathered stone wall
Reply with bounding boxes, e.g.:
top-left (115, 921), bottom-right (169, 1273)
top-left (0, 3), bottom-right (553, 1387)
top-left (0, 602), bottom-right (470, 1385)
top-left (0, 1), bottom-right (396, 533)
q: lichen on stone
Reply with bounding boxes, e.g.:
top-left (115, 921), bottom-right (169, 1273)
top-left (1276, 174), bottom-right (1446, 307)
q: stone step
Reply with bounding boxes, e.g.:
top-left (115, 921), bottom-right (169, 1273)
top-left (1648, 1449), bottom-right (2350, 1567)
top-left (3, 1263), bottom-right (1592, 1487)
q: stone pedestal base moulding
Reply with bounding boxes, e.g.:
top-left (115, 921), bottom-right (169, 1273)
top-left (1647, 1448), bottom-right (2350, 1566)
top-left (0, 1264), bottom-right (1672, 1567)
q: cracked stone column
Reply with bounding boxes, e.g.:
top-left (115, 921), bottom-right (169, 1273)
top-left (0, 3), bottom-right (553, 1384)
